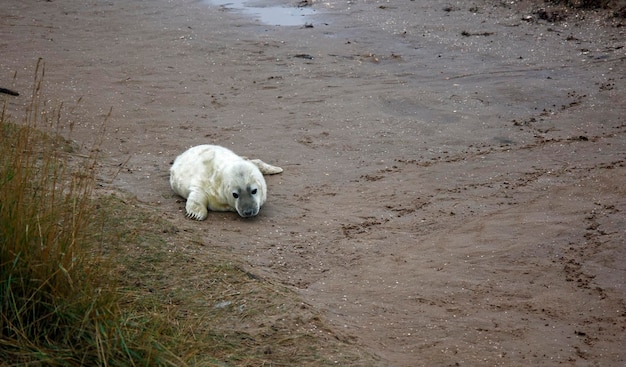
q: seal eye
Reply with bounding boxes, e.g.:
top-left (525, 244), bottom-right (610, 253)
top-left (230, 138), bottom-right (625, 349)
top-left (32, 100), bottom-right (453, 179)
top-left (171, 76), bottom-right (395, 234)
top-left (232, 192), bottom-right (239, 199)
top-left (251, 188), bottom-right (257, 195)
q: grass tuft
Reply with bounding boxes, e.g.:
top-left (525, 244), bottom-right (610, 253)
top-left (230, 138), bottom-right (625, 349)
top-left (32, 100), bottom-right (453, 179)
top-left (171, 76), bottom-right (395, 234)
top-left (0, 60), bottom-right (182, 366)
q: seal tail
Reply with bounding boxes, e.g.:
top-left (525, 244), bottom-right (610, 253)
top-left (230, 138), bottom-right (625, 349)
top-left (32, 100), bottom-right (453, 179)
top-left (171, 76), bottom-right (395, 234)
top-left (248, 159), bottom-right (283, 175)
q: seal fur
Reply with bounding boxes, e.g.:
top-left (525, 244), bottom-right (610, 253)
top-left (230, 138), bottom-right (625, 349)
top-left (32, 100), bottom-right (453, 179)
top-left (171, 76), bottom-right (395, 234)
top-left (170, 144), bottom-right (282, 220)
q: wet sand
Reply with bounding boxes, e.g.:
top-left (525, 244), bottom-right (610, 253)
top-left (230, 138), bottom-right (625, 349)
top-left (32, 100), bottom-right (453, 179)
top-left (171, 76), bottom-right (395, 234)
top-left (1, 0), bottom-right (625, 365)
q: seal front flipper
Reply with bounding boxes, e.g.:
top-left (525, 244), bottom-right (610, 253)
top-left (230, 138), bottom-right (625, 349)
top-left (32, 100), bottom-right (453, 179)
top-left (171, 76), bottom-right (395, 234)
top-left (185, 190), bottom-right (209, 221)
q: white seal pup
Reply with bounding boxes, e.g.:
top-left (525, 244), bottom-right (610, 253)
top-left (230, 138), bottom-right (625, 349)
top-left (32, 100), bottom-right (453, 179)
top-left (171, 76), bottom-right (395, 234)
top-left (170, 144), bottom-right (283, 220)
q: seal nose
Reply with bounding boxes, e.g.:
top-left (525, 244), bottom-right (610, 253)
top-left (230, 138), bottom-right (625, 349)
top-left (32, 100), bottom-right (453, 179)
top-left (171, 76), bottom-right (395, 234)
top-left (241, 209), bottom-right (256, 217)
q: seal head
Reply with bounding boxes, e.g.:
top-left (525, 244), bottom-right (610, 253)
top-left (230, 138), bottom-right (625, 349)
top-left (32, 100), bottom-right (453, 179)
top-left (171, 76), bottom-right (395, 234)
top-left (224, 161), bottom-right (267, 218)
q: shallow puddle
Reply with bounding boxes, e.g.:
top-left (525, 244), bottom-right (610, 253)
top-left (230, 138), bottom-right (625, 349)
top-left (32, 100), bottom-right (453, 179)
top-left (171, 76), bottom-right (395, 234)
top-left (204, 0), bottom-right (317, 26)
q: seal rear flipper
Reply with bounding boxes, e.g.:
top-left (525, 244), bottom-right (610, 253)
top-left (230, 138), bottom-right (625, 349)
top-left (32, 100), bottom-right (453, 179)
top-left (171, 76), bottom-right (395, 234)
top-left (249, 159), bottom-right (283, 175)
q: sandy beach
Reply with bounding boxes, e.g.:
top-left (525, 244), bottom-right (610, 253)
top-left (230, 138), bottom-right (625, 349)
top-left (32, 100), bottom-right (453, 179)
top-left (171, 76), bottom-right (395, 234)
top-left (2, 0), bottom-right (625, 365)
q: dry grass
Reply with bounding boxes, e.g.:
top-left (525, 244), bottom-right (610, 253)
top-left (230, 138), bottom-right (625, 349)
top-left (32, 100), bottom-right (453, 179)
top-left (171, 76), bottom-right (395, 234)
top-left (0, 61), bottom-right (381, 366)
top-left (0, 59), bottom-right (185, 366)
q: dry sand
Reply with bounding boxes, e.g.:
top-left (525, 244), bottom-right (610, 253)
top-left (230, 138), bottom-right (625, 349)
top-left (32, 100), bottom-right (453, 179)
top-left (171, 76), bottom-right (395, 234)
top-left (2, 0), bottom-right (625, 365)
